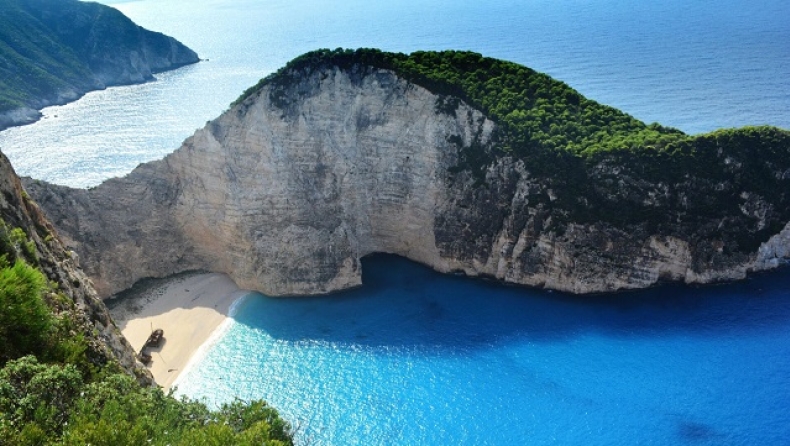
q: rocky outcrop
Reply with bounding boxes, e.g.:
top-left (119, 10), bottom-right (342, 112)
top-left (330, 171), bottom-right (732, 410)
top-left (24, 60), bottom-right (790, 298)
top-left (0, 152), bottom-right (152, 383)
top-left (0, 0), bottom-right (199, 131)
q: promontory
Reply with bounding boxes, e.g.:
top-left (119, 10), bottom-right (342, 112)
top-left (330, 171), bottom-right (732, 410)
top-left (24, 49), bottom-right (790, 297)
top-left (0, 0), bottom-right (199, 130)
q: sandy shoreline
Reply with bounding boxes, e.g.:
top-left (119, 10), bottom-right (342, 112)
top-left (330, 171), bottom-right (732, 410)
top-left (107, 272), bottom-right (248, 390)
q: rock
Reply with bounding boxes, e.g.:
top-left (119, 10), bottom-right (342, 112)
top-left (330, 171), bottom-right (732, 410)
top-left (0, 107), bottom-right (42, 130)
top-left (23, 59), bottom-right (790, 297)
top-left (0, 0), bottom-right (199, 131)
top-left (0, 152), bottom-right (151, 384)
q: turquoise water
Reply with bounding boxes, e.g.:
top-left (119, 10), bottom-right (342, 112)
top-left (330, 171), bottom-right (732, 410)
top-left (176, 255), bottom-right (790, 445)
top-left (1, 1), bottom-right (789, 444)
top-left (1, 0), bottom-right (788, 186)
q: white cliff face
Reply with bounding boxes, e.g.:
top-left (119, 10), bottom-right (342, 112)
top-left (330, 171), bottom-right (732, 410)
top-left (756, 222), bottom-right (790, 269)
top-left (24, 66), bottom-right (790, 297)
top-left (165, 68), bottom-right (494, 294)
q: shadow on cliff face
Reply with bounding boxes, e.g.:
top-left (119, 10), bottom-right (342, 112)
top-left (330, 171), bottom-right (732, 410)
top-left (232, 254), bottom-right (790, 350)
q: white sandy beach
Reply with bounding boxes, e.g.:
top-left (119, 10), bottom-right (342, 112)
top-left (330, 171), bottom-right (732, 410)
top-left (108, 272), bottom-right (248, 390)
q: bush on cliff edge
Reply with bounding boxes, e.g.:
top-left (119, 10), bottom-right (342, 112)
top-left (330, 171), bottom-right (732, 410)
top-left (0, 221), bottom-right (293, 445)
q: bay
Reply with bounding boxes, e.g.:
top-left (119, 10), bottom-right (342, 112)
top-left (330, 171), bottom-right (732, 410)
top-left (1, 1), bottom-right (788, 445)
top-left (176, 254), bottom-right (790, 445)
top-left (0, 0), bottom-right (788, 187)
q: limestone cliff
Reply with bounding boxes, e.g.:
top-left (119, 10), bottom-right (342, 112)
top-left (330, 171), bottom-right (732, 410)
top-left (24, 50), bottom-right (790, 297)
top-left (0, 151), bottom-right (151, 383)
top-left (0, 0), bottom-right (199, 130)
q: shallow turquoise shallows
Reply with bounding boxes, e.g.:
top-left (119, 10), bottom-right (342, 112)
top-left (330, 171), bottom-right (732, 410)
top-left (175, 255), bottom-right (790, 445)
top-left (2, 1), bottom-right (789, 444)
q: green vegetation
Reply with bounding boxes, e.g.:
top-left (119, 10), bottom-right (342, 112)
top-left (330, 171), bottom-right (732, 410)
top-left (235, 48), bottom-right (685, 156)
top-left (0, 0), bottom-right (95, 113)
top-left (0, 221), bottom-right (293, 445)
top-left (0, 0), bottom-right (197, 121)
top-left (236, 48), bottom-right (790, 253)
top-left (0, 260), bottom-right (51, 362)
top-left (0, 357), bottom-right (292, 446)
top-left (232, 48), bottom-right (700, 184)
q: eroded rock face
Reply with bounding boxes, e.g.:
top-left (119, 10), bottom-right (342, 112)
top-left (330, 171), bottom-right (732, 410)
top-left (0, 152), bottom-right (151, 384)
top-left (24, 66), bottom-right (790, 297)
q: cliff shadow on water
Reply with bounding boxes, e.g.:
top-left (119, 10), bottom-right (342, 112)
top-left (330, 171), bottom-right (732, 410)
top-left (22, 50), bottom-right (790, 298)
top-left (233, 253), bottom-right (790, 350)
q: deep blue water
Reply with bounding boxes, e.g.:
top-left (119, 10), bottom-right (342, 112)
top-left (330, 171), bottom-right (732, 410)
top-left (1, 1), bottom-right (788, 444)
top-left (0, 0), bottom-right (788, 186)
top-left (175, 255), bottom-right (790, 445)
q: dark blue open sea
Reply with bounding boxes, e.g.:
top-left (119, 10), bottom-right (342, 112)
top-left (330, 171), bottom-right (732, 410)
top-left (1, 1), bottom-right (789, 444)
top-left (1, 0), bottom-right (788, 187)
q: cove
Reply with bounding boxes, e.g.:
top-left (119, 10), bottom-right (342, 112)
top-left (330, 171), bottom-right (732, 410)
top-left (175, 254), bottom-right (790, 445)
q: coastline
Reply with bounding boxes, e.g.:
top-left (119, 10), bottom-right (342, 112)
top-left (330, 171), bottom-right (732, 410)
top-left (170, 294), bottom-right (249, 391)
top-left (0, 60), bottom-right (200, 133)
top-left (107, 272), bottom-right (248, 390)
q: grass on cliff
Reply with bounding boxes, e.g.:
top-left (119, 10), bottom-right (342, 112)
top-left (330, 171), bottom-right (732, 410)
top-left (234, 48), bottom-right (687, 158)
top-left (234, 48), bottom-right (777, 185)
top-left (0, 0), bottom-right (197, 116)
top-left (0, 0), bottom-right (96, 113)
top-left (234, 48), bottom-right (790, 255)
top-left (0, 221), bottom-right (293, 445)
top-left (236, 49), bottom-right (787, 163)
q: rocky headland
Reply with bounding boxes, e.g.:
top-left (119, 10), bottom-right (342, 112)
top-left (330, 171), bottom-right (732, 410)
top-left (0, 0), bottom-right (199, 130)
top-left (24, 49), bottom-right (790, 298)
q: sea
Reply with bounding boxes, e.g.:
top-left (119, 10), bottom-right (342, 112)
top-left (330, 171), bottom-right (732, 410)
top-left (2, 0), bottom-right (789, 444)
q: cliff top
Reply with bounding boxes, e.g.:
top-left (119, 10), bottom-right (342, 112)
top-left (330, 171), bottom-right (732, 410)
top-left (232, 49), bottom-right (790, 253)
top-left (235, 48), bottom-right (687, 157)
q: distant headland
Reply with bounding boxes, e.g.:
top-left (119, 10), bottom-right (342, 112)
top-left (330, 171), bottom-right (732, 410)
top-left (24, 48), bottom-right (790, 297)
top-left (0, 0), bottom-right (199, 131)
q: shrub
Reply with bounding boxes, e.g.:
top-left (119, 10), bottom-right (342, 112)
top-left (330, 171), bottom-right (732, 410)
top-left (0, 357), bottom-right (295, 445)
top-left (0, 260), bottom-right (52, 362)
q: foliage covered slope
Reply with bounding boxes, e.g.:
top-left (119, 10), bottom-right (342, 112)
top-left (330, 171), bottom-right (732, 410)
top-left (237, 48), bottom-right (790, 258)
top-left (0, 0), bottom-right (198, 122)
top-left (236, 48), bottom-right (683, 157)
top-left (0, 0), bottom-right (90, 113)
top-left (0, 152), bottom-right (292, 445)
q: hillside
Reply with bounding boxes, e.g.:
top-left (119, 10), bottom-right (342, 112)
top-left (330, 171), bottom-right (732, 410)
top-left (25, 49), bottom-right (790, 297)
top-left (253, 49), bottom-right (790, 267)
top-left (0, 0), bottom-right (198, 130)
top-left (0, 150), bottom-right (293, 444)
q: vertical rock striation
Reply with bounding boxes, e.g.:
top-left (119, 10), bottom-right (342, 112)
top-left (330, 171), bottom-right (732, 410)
top-left (24, 59), bottom-right (790, 298)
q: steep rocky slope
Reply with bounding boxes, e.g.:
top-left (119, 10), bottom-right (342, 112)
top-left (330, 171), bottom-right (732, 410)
top-left (0, 153), bottom-right (293, 444)
top-left (24, 50), bottom-right (790, 297)
top-left (0, 0), bottom-right (199, 130)
top-left (0, 151), bottom-right (150, 382)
